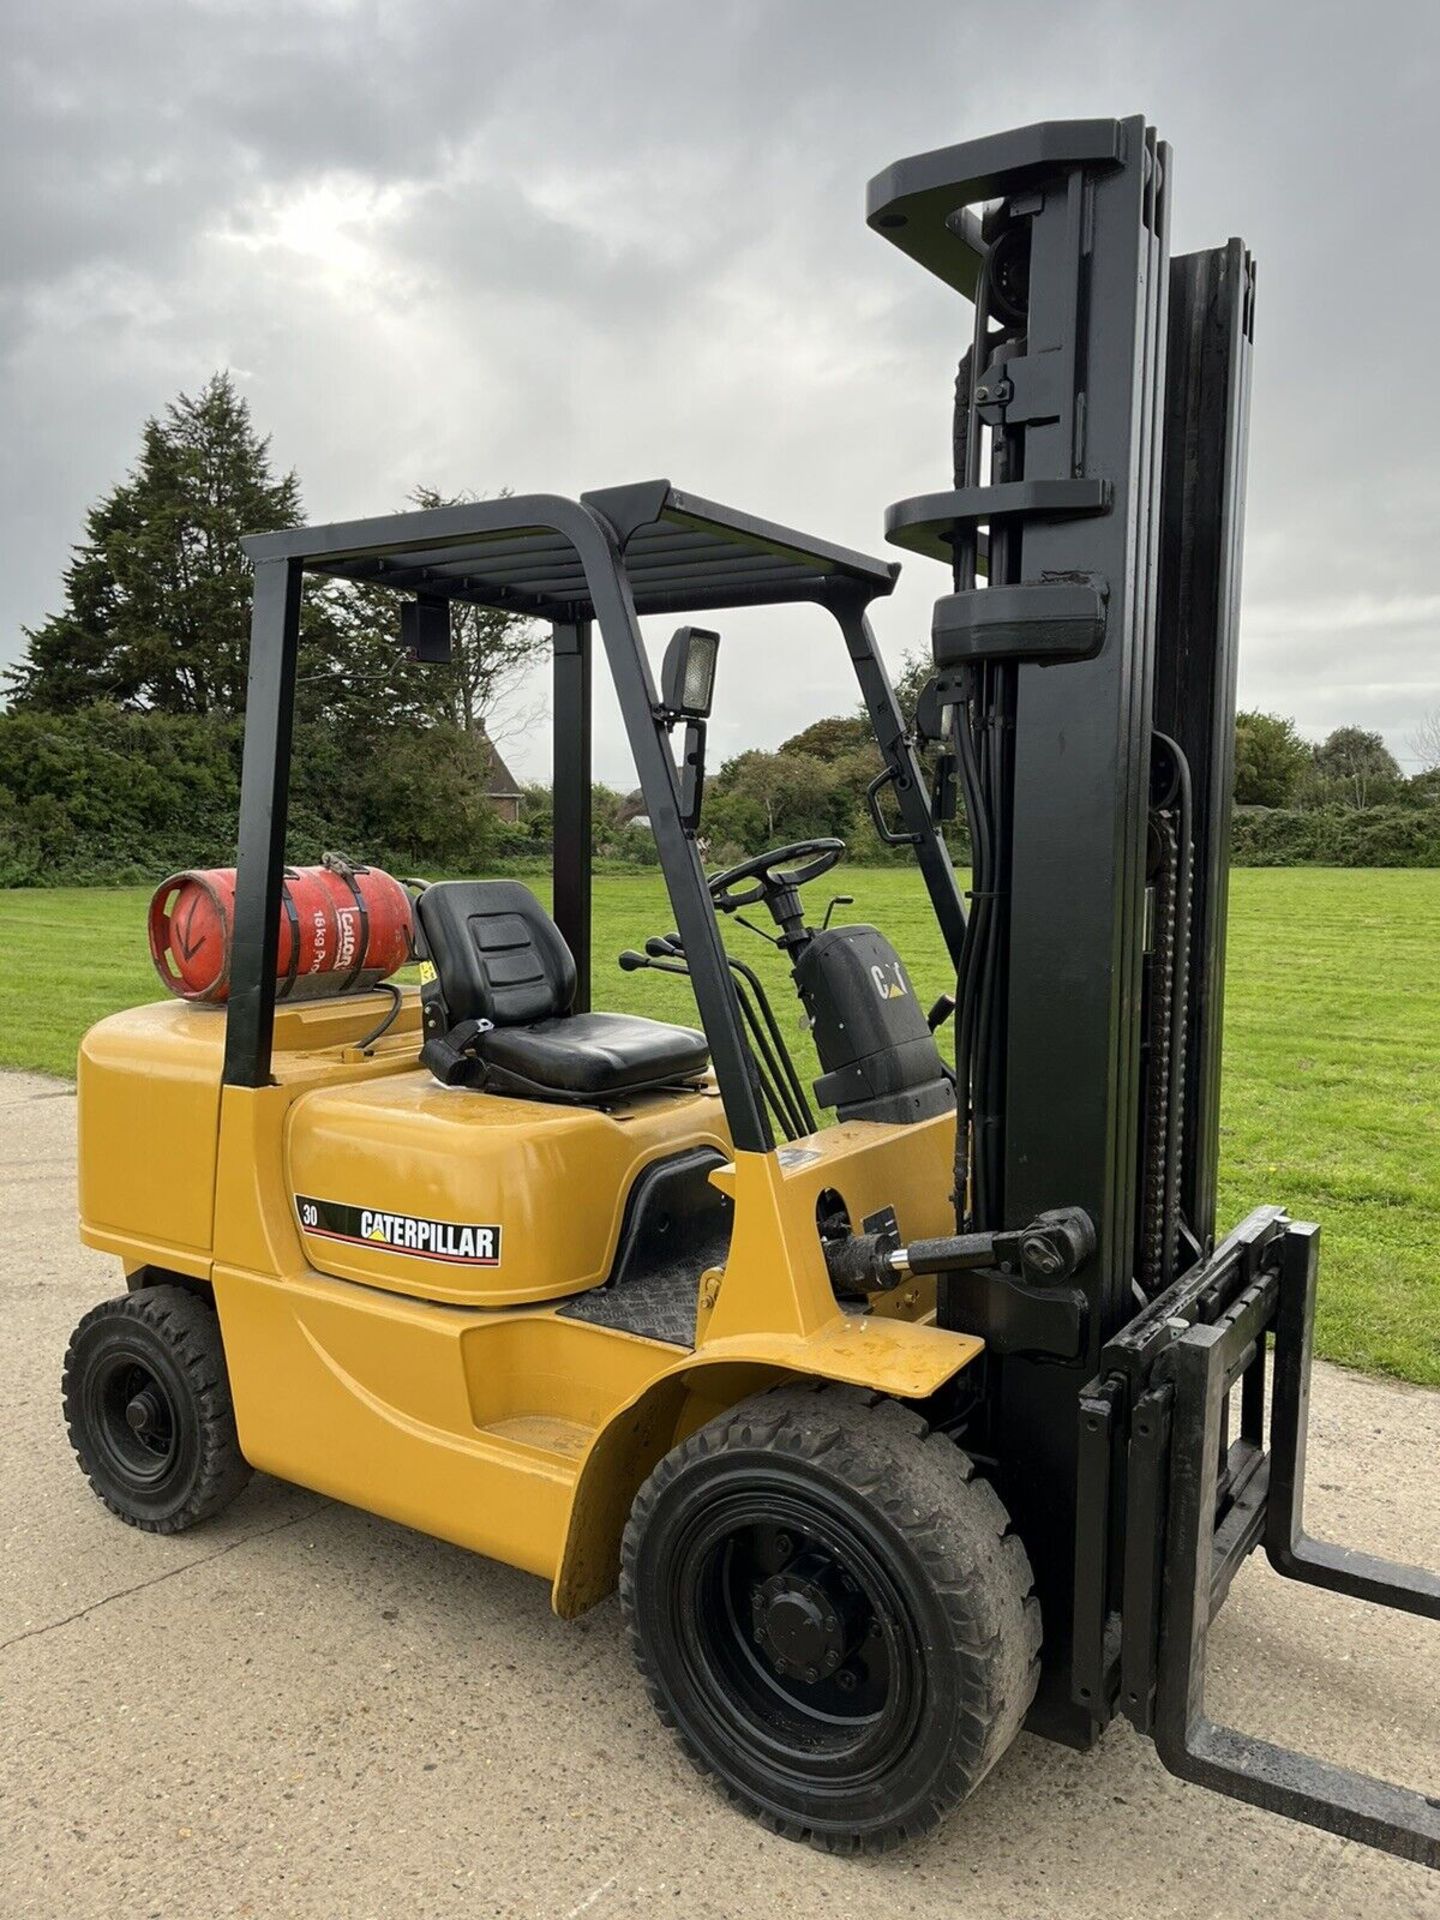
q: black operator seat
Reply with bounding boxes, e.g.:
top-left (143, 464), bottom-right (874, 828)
top-left (415, 881), bottom-right (709, 1100)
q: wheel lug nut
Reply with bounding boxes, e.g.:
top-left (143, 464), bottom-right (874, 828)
top-left (804, 1665), bottom-right (818, 1684)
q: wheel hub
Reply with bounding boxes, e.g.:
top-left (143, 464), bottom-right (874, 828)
top-left (751, 1550), bottom-right (855, 1683)
top-left (125, 1387), bottom-right (165, 1439)
top-left (94, 1358), bottom-right (177, 1475)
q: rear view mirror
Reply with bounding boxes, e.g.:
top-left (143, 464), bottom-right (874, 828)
top-left (659, 625), bottom-right (720, 720)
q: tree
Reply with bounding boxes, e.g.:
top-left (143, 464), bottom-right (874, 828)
top-left (402, 487), bottom-right (547, 739)
top-left (780, 714), bottom-right (872, 761)
top-left (345, 721), bottom-right (505, 869)
top-left (1310, 726), bottom-right (1401, 810)
top-left (0, 379), bottom-right (552, 876)
top-left (1233, 710), bottom-right (1309, 808)
top-left (6, 373), bottom-right (303, 715)
top-left (1408, 709), bottom-right (1440, 774)
top-left (590, 783), bottom-right (660, 861)
top-left (889, 648), bottom-right (933, 730)
top-left (705, 749), bottom-right (854, 857)
top-left (293, 486), bottom-right (547, 742)
top-left (309, 486), bottom-right (547, 767)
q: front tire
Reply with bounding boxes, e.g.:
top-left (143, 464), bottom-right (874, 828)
top-left (619, 1385), bottom-right (1040, 1852)
top-left (62, 1285), bottom-right (252, 1533)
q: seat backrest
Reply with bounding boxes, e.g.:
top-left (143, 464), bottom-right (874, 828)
top-left (415, 880), bottom-right (576, 1028)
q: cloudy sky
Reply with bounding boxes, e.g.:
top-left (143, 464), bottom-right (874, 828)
top-left (4, 0), bottom-right (1438, 784)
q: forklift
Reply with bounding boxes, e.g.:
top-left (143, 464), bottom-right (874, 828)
top-left (62, 117), bottom-right (1437, 1862)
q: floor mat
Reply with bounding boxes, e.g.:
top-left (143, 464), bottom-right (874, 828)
top-left (556, 1258), bottom-right (708, 1347)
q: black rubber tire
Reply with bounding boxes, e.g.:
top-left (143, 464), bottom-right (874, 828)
top-left (61, 1285), bottom-right (252, 1533)
top-left (619, 1384), bottom-right (1040, 1853)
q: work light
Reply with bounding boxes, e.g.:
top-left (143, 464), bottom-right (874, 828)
top-left (659, 625), bottom-right (720, 719)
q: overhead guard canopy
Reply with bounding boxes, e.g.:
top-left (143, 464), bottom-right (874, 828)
top-left (242, 480), bottom-right (899, 622)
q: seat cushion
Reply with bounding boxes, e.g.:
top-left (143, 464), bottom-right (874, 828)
top-left (479, 1011), bottom-right (709, 1098)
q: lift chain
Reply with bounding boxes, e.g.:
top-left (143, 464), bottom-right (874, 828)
top-left (1140, 809), bottom-right (1180, 1293)
top-left (1163, 830), bottom-right (1195, 1281)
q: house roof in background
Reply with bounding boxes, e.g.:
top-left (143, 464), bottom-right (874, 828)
top-left (477, 725), bottom-right (522, 798)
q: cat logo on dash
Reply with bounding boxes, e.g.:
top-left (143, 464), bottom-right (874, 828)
top-left (870, 959), bottom-right (910, 1002)
top-left (295, 1195), bottom-right (502, 1266)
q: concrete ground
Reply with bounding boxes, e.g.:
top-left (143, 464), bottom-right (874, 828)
top-left (1, 1069), bottom-right (1436, 1920)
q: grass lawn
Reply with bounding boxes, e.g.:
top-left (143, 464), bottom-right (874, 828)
top-left (2, 867), bottom-right (1436, 1385)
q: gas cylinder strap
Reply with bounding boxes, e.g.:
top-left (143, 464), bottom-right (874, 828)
top-left (277, 871), bottom-right (302, 1001)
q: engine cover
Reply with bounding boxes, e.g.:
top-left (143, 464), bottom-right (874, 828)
top-left (285, 1071), bottom-right (729, 1307)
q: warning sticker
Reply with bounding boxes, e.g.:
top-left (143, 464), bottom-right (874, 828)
top-left (295, 1195), bottom-right (502, 1266)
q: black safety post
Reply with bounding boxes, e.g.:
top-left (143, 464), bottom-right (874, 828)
top-left (576, 509), bottom-right (773, 1155)
top-left (223, 558), bottom-right (304, 1088)
top-left (552, 619), bottom-right (593, 1011)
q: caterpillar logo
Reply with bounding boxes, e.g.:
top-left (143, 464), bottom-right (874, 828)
top-left (871, 961), bottom-right (910, 1002)
top-left (295, 1195), bottom-right (502, 1266)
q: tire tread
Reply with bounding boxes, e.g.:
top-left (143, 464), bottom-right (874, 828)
top-left (62, 1285), bottom-right (251, 1534)
top-left (619, 1382), bottom-right (1040, 1854)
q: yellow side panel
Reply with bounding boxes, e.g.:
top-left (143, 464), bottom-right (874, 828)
top-left (78, 1002), bottom-right (227, 1266)
top-left (76, 991), bottom-right (429, 1277)
top-left (284, 1074), bottom-right (731, 1306)
top-left (211, 1256), bottom-right (983, 1602)
top-left (212, 1263), bottom-right (686, 1579)
top-left (213, 1267), bottom-right (567, 1577)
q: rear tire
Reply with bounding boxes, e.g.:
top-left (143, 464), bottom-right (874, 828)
top-left (62, 1285), bottom-right (252, 1533)
top-left (619, 1384), bottom-right (1040, 1852)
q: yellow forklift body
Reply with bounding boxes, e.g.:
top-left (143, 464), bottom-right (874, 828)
top-left (77, 992), bottom-right (982, 1604)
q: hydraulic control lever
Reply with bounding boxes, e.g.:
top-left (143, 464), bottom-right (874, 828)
top-left (620, 933), bottom-right (817, 1139)
top-left (825, 1205), bottom-right (1095, 1296)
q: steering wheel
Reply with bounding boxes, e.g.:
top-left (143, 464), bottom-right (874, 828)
top-left (706, 838), bottom-right (845, 915)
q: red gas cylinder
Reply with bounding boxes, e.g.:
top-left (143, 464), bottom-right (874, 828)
top-left (148, 857), bottom-right (413, 1004)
